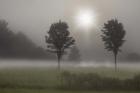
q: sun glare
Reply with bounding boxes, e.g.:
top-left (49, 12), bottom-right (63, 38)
top-left (76, 9), bottom-right (96, 29)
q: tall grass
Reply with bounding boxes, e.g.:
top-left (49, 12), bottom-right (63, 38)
top-left (0, 67), bottom-right (139, 89)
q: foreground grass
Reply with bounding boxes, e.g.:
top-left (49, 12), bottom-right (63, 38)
top-left (0, 67), bottom-right (139, 89)
top-left (0, 89), bottom-right (140, 93)
top-left (0, 67), bottom-right (140, 93)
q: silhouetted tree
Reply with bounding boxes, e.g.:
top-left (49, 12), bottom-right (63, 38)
top-left (101, 19), bottom-right (126, 70)
top-left (45, 20), bottom-right (75, 70)
top-left (68, 46), bottom-right (81, 63)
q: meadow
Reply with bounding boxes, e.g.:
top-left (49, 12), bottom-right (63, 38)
top-left (0, 66), bottom-right (140, 93)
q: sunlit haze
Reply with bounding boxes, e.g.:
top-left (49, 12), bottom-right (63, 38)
top-left (75, 9), bottom-right (97, 29)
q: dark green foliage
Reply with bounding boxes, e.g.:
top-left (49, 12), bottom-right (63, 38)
top-left (61, 71), bottom-right (140, 90)
top-left (0, 69), bottom-right (140, 90)
top-left (130, 74), bottom-right (140, 90)
top-left (123, 75), bottom-right (140, 90)
top-left (61, 71), bottom-right (122, 90)
top-left (45, 20), bottom-right (75, 70)
top-left (101, 19), bottom-right (126, 70)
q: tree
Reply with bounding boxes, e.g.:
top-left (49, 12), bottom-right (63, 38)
top-left (101, 19), bottom-right (126, 70)
top-left (45, 20), bottom-right (75, 70)
top-left (68, 46), bottom-right (81, 63)
top-left (0, 19), bottom-right (54, 60)
top-left (126, 53), bottom-right (140, 62)
top-left (14, 32), bottom-right (54, 59)
top-left (0, 19), bottom-right (16, 57)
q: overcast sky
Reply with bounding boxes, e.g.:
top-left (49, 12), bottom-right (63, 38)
top-left (0, 0), bottom-right (139, 61)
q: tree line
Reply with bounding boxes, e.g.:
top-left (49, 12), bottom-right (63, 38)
top-left (0, 20), bottom-right (54, 60)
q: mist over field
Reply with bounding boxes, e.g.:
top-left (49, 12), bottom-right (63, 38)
top-left (0, 59), bottom-right (139, 70)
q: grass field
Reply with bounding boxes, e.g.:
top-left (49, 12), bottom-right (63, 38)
top-left (0, 67), bottom-right (140, 93)
top-left (0, 89), bottom-right (140, 93)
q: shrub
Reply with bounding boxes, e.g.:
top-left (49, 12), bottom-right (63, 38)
top-left (61, 71), bottom-right (140, 90)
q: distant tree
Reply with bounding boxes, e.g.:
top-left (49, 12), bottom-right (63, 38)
top-left (14, 32), bottom-right (55, 59)
top-left (0, 20), bottom-right (15, 57)
top-left (68, 46), bottom-right (81, 63)
top-left (0, 19), bottom-right (54, 60)
top-left (45, 20), bottom-right (75, 70)
top-left (101, 19), bottom-right (126, 70)
top-left (126, 53), bottom-right (140, 62)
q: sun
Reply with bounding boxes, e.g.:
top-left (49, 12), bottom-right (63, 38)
top-left (76, 9), bottom-right (96, 29)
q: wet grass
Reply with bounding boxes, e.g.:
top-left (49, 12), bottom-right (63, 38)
top-left (0, 67), bottom-right (139, 88)
top-left (0, 67), bottom-right (139, 93)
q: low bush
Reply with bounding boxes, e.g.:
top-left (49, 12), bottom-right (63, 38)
top-left (60, 71), bottom-right (140, 90)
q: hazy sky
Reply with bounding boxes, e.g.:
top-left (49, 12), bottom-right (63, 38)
top-left (0, 0), bottom-right (140, 61)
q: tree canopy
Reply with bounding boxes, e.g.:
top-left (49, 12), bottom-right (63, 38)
top-left (101, 19), bottom-right (126, 70)
top-left (45, 20), bottom-right (75, 69)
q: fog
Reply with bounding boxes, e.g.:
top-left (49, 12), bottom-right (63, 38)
top-left (0, 60), bottom-right (140, 70)
top-left (0, 0), bottom-right (140, 61)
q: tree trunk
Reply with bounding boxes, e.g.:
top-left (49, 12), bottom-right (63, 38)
top-left (114, 54), bottom-right (117, 71)
top-left (57, 50), bottom-right (62, 71)
top-left (58, 57), bottom-right (61, 71)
